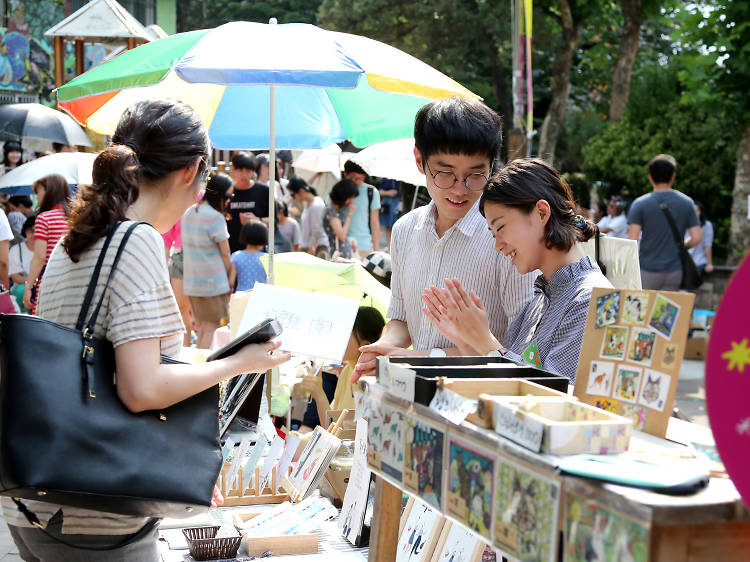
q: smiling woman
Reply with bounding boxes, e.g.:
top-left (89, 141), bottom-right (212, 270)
top-left (422, 158), bottom-right (613, 383)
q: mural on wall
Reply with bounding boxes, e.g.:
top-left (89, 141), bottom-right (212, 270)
top-left (0, 0), bottom-right (63, 102)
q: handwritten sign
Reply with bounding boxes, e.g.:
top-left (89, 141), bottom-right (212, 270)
top-left (429, 387), bottom-right (477, 424)
top-left (492, 401), bottom-right (545, 452)
top-left (238, 283), bottom-right (359, 362)
top-left (381, 363), bottom-right (416, 402)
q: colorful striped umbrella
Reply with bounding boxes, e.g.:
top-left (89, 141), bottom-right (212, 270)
top-left (56, 21), bottom-right (478, 281)
top-left (56, 21), bottom-right (478, 149)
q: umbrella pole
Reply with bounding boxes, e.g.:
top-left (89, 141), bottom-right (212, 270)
top-left (268, 84), bottom-right (276, 284)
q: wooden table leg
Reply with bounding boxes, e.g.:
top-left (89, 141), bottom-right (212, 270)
top-left (368, 476), bottom-right (401, 562)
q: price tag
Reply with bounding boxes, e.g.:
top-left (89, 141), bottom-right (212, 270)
top-left (429, 387), bottom-right (477, 424)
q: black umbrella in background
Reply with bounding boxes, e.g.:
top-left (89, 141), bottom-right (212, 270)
top-left (0, 103), bottom-right (92, 147)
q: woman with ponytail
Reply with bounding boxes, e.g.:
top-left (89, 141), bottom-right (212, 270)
top-left (421, 158), bottom-right (611, 382)
top-left (3, 100), bottom-right (290, 560)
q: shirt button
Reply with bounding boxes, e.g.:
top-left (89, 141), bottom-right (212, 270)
top-left (436, 245), bottom-right (442, 251)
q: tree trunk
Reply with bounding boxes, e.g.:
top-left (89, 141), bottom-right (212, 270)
top-left (729, 125), bottom-right (750, 265)
top-left (610, 0), bottom-right (645, 122)
top-left (538, 0), bottom-right (581, 164)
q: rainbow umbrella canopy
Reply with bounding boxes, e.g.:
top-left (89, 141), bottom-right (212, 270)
top-left (56, 21), bottom-right (479, 148)
top-left (56, 21), bottom-right (478, 281)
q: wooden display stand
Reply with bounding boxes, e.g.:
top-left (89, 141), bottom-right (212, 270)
top-left (365, 379), bottom-right (750, 562)
top-left (234, 513), bottom-right (319, 556)
top-left (218, 463), bottom-right (292, 506)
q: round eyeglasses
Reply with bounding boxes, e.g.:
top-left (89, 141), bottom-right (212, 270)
top-left (425, 161), bottom-right (489, 192)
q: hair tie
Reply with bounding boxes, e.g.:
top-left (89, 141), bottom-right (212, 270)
top-left (122, 140), bottom-right (140, 157)
top-left (573, 214), bottom-right (586, 229)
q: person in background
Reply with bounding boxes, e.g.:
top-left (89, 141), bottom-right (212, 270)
top-left (3, 99), bottom-right (290, 561)
top-left (275, 200), bottom-right (300, 252)
top-left (227, 151), bottom-right (268, 253)
top-left (688, 201), bottom-right (714, 274)
top-left (299, 306), bottom-right (385, 430)
top-left (378, 177), bottom-right (401, 250)
top-left (2, 140), bottom-right (22, 176)
top-left (0, 207), bottom-right (11, 285)
top-left (627, 154), bottom-right (701, 291)
top-left (52, 142), bottom-right (74, 153)
top-left (9, 214), bottom-right (34, 311)
top-left (287, 177), bottom-right (329, 258)
top-left (597, 195), bottom-right (628, 238)
top-left (422, 158), bottom-right (611, 383)
top-left (230, 221), bottom-right (268, 291)
top-left (7, 194), bottom-right (33, 245)
top-left (182, 173), bottom-right (233, 349)
top-left (256, 153), bottom-right (288, 203)
top-left (342, 160), bottom-right (380, 258)
top-left (323, 179), bottom-right (358, 260)
top-left (23, 174), bottom-right (71, 312)
top-left (591, 200), bottom-right (606, 224)
top-left (163, 221), bottom-right (191, 346)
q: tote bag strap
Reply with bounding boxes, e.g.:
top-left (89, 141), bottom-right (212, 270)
top-left (84, 221), bottom-right (147, 336)
top-left (74, 224), bottom-right (124, 331)
top-left (658, 200), bottom-right (685, 251)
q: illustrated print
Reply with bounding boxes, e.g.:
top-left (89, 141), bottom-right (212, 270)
top-left (435, 523), bottom-right (482, 562)
top-left (622, 292), bottom-right (649, 325)
top-left (618, 403), bottom-right (647, 430)
top-left (614, 366), bottom-right (643, 403)
top-left (404, 416), bottom-right (445, 510)
top-left (660, 343), bottom-right (678, 369)
top-left (565, 491), bottom-right (649, 562)
top-left (447, 439), bottom-right (495, 540)
top-left (593, 396), bottom-right (618, 414)
top-left (600, 326), bottom-right (628, 360)
top-left (585, 361), bottom-right (615, 396)
top-left (595, 291), bottom-right (621, 328)
top-left (627, 328), bottom-right (656, 365)
top-left (379, 403), bottom-right (405, 481)
top-left (649, 294), bottom-right (680, 340)
top-left (637, 369), bottom-right (671, 412)
top-left (396, 499), bottom-right (442, 562)
top-left (494, 459), bottom-right (559, 562)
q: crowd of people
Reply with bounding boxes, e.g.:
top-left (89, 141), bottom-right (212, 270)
top-left (0, 93), bottom-right (724, 560)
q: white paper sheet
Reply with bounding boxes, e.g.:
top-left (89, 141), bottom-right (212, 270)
top-left (237, 283), bottom-right (360, 362)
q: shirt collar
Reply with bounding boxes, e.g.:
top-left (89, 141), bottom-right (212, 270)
top-left (415, 200), bottom-right (485, 237)
top-left (534, 256), bottom-right (598, 299)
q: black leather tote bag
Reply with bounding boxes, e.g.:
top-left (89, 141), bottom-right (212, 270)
top-left (0, 222), bottom-right (222, 518)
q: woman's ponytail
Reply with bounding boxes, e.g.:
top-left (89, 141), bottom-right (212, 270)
top-left (63, 145), bottom-right (139, 262)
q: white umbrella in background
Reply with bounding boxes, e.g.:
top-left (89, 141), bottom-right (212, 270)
top-left (0, 152), bottom-right (97, 194)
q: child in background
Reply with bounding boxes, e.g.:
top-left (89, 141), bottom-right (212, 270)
top-left (276, 200), bottom-right (301, 252)
top-left (299, 306), bottom-right (385, 430)
top-left (230, 221), bottom-right (268, 291)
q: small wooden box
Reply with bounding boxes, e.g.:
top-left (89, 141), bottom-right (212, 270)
top-left (437, 378), bottom-right (570, 427)
top-left (491, 397), bottom-right (632, 455)
top-left (234, 512), bottom-right (319, 556)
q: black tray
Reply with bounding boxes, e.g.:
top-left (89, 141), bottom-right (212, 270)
top-left (386, 357), bottom-right (569, 405)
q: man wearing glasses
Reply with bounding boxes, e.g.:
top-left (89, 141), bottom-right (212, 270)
top-left (353, 97), bottom-right (536, 380)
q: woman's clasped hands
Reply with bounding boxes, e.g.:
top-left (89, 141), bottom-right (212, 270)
top-left (421, 278), bottom-right (502, 356)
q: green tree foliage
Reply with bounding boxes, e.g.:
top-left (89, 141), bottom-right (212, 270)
top-left (177, 0), bottom-right (322, 32)
top-left (581, 63), bottom-right (735, 260)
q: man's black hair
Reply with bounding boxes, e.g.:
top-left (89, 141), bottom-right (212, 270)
top-left (343, 160), bottom-right (367, 177)
top-left (239, 221), bottom-right (268, 247)
top-left (648, 154), bottom-right (676, 184)
top-left (21, 214), bottom-right (36, 237)
top-left (353, 306), bottom-right (385, 345)
top-left (414, 97), bottom-right (502, 164)
top-left (232, 151), bottom-right (257, 171)
top-left (8, 195), bottom-right (32, 209)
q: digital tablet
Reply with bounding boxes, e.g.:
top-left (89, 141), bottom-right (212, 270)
top-left (207, 318), bottom-right (282, 362)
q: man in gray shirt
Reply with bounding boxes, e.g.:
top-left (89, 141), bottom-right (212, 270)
top-left (627, 154), bottom-right (702, 290)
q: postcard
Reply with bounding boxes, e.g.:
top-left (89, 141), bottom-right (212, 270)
top-left (649, 294), bottom-right (680, 340)
top-left (621, 292), bottom-right (649, 325)
top-left (595, 291), bottom-right (621, 328)
top-left (404, 414), bottom-right (446, 511)
top-left (613, 365), bottom-right (643, 404)
top-left (600, 326), bottom-right (628, 360)
top-left (585, 361), bottom-right (616, 396)
top-left (626, 327), bottom-right (656, 366)
top-left (637, 369), bottom-right (671, 412)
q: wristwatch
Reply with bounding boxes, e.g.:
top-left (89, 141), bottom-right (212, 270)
top-left (428, 348), bottom-right (447, 358)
